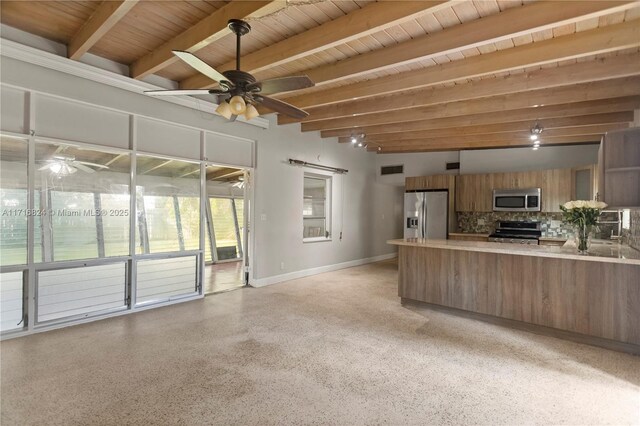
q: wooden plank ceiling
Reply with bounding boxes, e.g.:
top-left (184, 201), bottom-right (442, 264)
top-left (1, 0), bottom-right (639, 153)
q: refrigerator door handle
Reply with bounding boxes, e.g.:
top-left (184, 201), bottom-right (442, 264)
top-left (421, 198), bottom-right (427, 238)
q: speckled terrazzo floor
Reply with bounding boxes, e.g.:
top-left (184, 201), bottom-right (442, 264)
top-left (1, 259), bottom-right (639, 425)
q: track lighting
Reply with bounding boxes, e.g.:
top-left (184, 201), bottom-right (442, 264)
top-left (530, 122), bottom-right (544, 150)
top-left (229, 95), bottom-right (247, 114)
top-left (215, 101), bottom-right (233, 120)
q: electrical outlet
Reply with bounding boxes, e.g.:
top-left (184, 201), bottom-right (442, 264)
top-left (382, 213), bottom-right (385, 220)
top-left (477, 218), bottom-right (485, 226)
top-left (280, 262), bottom-right (285, 270)
top-left (261, 213), bottom-right (267, 221)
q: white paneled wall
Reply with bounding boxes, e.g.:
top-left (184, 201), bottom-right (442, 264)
top-left (138, 117), bottom-right (200, 160)
top-left (205, 132), bottom-right (254, 168)
top-left (37, 263), bottom-right (126, 322)
top-left (0, 272), bottom-right (23, 331)
top-left (136, 256), bottom-right (197, 305)
top-left (35, 95), bottom-right (130, 149)
top-left (0, 86), bottom-right (26, 134)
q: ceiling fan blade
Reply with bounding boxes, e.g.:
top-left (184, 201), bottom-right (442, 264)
top-left (75, 161), bottom-right (109, 169)
top-left (248, 76), bottom-right (314, 95)
top-left (73, 163), bottom-right (95, 173)
top-left (258, 96), bottom-right (309, 119)
top-left (172, 51), bottom-right (231, 86)
top-left (145, 89), bottom-right (214, 96)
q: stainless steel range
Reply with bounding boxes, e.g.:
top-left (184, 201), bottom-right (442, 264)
top-left (488, 221), bottom-right (542, 245)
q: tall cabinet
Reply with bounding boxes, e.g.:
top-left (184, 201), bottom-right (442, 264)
top-left (598, 127), bottom-right (640, 208)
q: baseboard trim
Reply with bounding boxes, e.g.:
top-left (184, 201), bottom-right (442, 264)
top-left (250, 253), bottom-right (397, 287)
top-left (401, 298), bottom-right (640, 356)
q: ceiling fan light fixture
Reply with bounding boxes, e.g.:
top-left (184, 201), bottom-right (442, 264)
top-left (216, 101), bottom-right (234, 120)
top-left (351, 137), bottom-right (357, 144)
top-left (229, 95), bottom-right (247, 114)
top-left (244, 103), bottom-right (260, 120)
top-left (530, 134), bottom-right (538, 141)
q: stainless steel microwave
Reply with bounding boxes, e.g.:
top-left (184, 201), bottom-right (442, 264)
top-left (492, 188), bottom-right (541, 212)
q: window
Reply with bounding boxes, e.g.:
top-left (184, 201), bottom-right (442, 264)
top-left (303, 173), bottom-right (331, 241)
top-left (135, 155), bottom-right (200, 254)
top-left (34, 141), bottom-right (131, 262)
top-left (0, 136), bottom-right (28, 266)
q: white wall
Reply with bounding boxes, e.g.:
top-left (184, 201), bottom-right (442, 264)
top-left (376, 151), bottom-right (460, 186)
top-left (460, 144), bottom-right (600, 174)
top-left (0, 42), bottom-right (402, 286)
top-left (253, 121), bottom-right (403, 280)
top-left (375, 145), bottom-right (600, 186)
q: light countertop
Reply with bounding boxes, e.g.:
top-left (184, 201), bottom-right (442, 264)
top-left (448, 232), bottom-right (490, 237)
top-left (388, 238), bottom-right (640, 265)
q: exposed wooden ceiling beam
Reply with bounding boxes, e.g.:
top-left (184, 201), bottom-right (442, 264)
top-left (372, 135), bottom-right (605, 154)
top-left (372, 124), bottom-right (626, 148)
top-left (130, 1), bottom-right (286, 79)
top-left (339, 112), bottom-right (634, 144)
top-left (68, 0), bottom-right (138, 60)
top-left (302, 76), bottom-right (640, 132)
top-left (179, 0), bottom-right (450, 90)
top-left (279, 53), bottom-right (640, 124)
top-left (207, 167), bottom-right (243, 181)
top-left (281, 20), bottom-right (640, 110)
top-left (271, 0), bottom-right (637, 113)
top-left (320, 97), bottom-right (640, 139)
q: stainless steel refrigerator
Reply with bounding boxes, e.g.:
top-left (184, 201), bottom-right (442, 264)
top-left (404, 190), bottom-right (448, 239)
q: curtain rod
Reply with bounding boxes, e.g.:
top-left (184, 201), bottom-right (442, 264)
top-left (288, 159), bottom-right (348, 174)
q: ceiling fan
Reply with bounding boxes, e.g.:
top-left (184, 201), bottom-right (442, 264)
top-left (145, 19), bottom-right (314, 121)
top-left (39, 155), bottom-right (109, 175)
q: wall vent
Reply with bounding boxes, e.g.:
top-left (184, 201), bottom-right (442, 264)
top-left (380, 165), bottom-right (404, 175)
top-left (446, 162), bottom-right (461, 170)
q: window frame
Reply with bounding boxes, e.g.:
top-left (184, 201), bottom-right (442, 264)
top-left (303, 171), bottom-right (332, 243)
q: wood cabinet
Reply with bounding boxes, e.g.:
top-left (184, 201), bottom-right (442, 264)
top-left (598, 128), bottom-right (640, 208)
top-left (541, 168), bottom-right (572, 212)
top-left (455, 173), bottom-right (493, 212)
top-left (405, 175), bottom-right (455, 191)
top-left (455, 169), bottom-right (571, 212)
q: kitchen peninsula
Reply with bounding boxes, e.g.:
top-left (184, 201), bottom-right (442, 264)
top-left (388, 238), bottom-right (640, 354)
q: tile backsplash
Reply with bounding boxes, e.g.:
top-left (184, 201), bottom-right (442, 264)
top-left (458, 211), bottom-right (619, 239)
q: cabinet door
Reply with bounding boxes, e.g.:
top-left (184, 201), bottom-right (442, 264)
top-left (456, 174), bottom-right (492, 212)
top-left (542, 169), bottom-right (572, 212)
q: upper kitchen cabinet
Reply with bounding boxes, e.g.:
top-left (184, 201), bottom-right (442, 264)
top-left (405, 175), bottom-right (455, 191)
top-left (456, 169), bottom-right (571, 212)
top-left (542, 169), bottom-right (572, 212)
top-left (598, 128), bottom-right (640, 208)
top-left (455, 173), bottom-right (493, 212)
top-left (571, 164), bottom-right (598, 201)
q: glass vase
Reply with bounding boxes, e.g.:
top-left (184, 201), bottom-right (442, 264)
top-left (574, 225), bottom-right (592, 254)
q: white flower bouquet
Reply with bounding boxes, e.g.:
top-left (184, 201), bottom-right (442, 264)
top-left (559, 200), bottom-right (608, 253)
